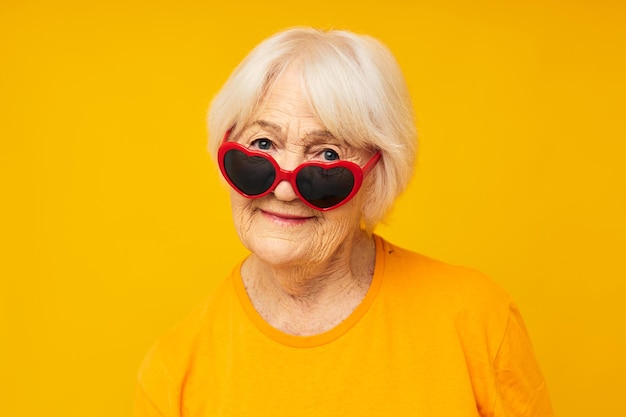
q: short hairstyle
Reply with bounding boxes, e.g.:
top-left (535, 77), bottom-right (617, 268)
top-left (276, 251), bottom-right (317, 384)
top-left (208, 27), bottom-right (417, 231)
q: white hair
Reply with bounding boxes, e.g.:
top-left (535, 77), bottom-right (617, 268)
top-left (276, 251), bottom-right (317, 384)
top-left (208, 27), bottom-right (417, 231)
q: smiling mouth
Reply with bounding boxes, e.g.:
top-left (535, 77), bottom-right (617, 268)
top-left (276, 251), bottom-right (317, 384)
top-left (260, 209), bottom-right (315, 224)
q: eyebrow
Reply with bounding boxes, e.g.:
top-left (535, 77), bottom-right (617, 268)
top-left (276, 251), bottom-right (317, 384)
top-left (303, 130), bottom-right (336, 144)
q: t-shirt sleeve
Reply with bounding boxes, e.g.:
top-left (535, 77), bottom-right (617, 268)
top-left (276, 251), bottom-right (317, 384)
top-left (134, 380), bottom-right (166, 417)
top-left (493, 303), bottom-right (554, 416)
top-left (133, 335), bottom-right (186, 417)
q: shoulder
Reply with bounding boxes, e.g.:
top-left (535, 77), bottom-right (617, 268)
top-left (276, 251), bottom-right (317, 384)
top-left (375, 236), bottom-right (554, 414)
top-left (375, 235), bottom-right (511, 315)
top-left (140, 271), bottom-right (238, 367)
top-left (374, 235), bottom-right (516, 359)
top-left (135, 269), bottom-right (239, 412)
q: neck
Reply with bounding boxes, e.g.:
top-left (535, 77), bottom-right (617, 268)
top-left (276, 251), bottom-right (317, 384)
top-left (241, 230), bottom-right (376, 335)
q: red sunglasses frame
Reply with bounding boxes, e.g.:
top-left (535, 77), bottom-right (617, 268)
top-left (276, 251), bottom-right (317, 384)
top-left (217, 131), bottom-right (381, 211)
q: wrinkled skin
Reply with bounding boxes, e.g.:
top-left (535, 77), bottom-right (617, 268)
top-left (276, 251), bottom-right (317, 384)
top-left (227, 66), bottom-right (377, 335)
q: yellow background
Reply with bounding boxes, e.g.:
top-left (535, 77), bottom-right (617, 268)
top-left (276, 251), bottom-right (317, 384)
top-left (1, 0), bottom-right (624, 415)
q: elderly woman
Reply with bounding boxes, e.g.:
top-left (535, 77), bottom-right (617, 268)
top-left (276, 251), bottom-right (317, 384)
top-left (135, 28), bottom-right (553, 416)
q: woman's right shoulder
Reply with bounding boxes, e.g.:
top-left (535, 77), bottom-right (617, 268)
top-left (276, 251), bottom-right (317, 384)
top-left (136, 269), bottom-right (239, 396)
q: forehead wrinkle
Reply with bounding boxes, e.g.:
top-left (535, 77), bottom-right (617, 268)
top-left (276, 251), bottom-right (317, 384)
top-left (244, 120), bottom-right (340, 147)
top-left (244, 119), bottom-right (284, 135)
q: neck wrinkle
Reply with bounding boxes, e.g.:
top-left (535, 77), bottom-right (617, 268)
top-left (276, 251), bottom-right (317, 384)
top-left (241, 230), bottom-right (376, 335)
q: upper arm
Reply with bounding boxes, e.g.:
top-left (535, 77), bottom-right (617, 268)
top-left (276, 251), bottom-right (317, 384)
top-left (492, 303), bottom-right (554, 416)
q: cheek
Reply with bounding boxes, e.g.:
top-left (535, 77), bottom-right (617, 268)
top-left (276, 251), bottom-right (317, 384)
top-left (229, 192), bottom-right (255, 237)
top-left (299, 205), bottom-right (360, 263)
top-left (317, 200), bottom-right (363, 240)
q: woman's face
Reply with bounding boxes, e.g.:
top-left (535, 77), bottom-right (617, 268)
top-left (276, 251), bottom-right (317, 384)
top-left (227, 68), bottom-right (374, 268)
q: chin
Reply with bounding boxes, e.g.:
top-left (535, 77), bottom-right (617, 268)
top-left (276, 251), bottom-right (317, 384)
top-left (244, 232), bottom-right (314, 267)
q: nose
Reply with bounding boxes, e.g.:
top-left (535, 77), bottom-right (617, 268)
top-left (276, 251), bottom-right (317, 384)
top-left (271, 151), bottom-right (301, 203)
top-left (273, 179), bottom-right (299, 202)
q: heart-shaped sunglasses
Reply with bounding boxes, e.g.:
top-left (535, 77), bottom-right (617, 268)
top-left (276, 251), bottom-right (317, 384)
top-left (217, 132), bottom-right (381, 211)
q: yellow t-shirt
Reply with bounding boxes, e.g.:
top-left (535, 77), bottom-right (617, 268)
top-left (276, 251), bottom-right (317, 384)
top-left (135, 236), bottom-right (553, 416)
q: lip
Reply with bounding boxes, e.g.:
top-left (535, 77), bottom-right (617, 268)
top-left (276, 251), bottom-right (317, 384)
top-left (260, 209), bottom-right (315, 225)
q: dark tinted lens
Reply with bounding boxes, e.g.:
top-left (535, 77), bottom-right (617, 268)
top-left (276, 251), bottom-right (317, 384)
top-left (224, 149), bottom-right (275, 195)
top-left (296, 166), bottom-right (355, 208)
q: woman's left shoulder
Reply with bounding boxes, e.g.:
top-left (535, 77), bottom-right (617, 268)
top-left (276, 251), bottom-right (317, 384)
top-left (375, 235), bottom-right (511, 312)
